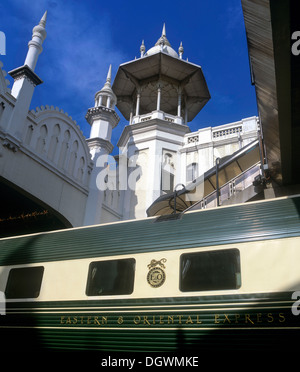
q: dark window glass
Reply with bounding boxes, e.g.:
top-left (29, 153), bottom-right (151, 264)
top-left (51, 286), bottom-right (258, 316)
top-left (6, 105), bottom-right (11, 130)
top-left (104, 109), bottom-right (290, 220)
top-left (5, 266), bottom-right (44, 299)
top-left (180, 249), bottom-right (241, 292)
top-left (86, 258), bottom-right (135, 296)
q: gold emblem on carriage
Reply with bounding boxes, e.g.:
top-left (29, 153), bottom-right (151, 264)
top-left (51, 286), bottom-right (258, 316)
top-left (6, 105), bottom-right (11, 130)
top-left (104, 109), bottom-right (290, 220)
top-left (147, 258), bottom-right (167, 288)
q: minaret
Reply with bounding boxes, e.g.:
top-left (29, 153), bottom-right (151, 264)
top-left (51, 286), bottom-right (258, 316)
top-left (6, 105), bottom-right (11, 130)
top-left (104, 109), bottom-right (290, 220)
top-left (86, 64), bottom-right (119, 158)
top-left (6, 12), bottom-right (47, 140)
top-left (113, 25), bottom-right (210, 219)
top-left (84, 65), bottom-right (120, 225)
top-left (24, 11), bottom-right (47, 71)
top-left (10, 11), bottom-right (47, 98)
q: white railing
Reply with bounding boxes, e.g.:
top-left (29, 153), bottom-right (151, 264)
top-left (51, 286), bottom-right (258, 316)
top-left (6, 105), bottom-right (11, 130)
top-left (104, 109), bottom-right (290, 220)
top-left (132, 110), bottom-right (184, 125)
top-left (189, 162), bottom-right (261, 211)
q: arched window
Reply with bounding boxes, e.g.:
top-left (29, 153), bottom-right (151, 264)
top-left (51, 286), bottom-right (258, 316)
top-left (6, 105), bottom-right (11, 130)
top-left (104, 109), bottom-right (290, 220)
top-left (58, 130), bottom-right (70, 169)
top-left (161, 152), bottom-right (175, 193)
top-left (77, 156), bottom-right (85, 182)
top-left (186, 162), bottom-right (198, 183)
top-left (36, 125), bottom-right (47, 154)
top-left (68, 140), bottom-right (78, 176)
top-left (48, 124), bottom-right (60, 162)
top-left (24, 125), bottom-right (34, 146)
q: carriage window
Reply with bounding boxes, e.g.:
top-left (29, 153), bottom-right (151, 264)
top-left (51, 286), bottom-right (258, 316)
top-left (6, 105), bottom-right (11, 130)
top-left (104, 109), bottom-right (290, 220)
top-left (180, 249), bottom-right (241, 292)
top-left (5, 266), bottom-right (44, 299)
top-left (86, 258), bottom-right (135, 296)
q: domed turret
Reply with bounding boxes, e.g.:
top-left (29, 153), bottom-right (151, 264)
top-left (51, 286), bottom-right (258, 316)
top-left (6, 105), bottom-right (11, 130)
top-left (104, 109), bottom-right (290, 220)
top-left (94, 64), bottom-right (117, 109)
top-left (112, 25), bottom-right (210, 124)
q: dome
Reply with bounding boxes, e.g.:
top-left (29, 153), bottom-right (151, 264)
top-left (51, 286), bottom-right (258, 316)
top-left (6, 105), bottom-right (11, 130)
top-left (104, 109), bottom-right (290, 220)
top-left (145, 44), bottom-right (179, 58)
top-left (144, 24), bottom-right (179, 59)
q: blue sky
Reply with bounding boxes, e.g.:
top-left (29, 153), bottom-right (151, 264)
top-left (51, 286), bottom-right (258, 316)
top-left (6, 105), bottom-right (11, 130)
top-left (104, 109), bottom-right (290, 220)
top-left (0, 0), bottom-right (257, 149)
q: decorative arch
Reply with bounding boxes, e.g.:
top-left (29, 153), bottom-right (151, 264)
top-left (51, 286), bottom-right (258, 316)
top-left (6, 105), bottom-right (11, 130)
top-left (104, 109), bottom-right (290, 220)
top-left (28, 106), bottom-right (93, 186)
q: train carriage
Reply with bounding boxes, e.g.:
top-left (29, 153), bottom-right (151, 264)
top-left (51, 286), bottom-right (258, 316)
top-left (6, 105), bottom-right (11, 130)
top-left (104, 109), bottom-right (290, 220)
top-left (0, 195), bottom-right (300, 352)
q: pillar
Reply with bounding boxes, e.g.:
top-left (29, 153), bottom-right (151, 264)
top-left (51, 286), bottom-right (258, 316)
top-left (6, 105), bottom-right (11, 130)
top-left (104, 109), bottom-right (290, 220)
top-left (177, 87), bottom-right (182, 117)
top-left (157, 83), bottom-right (162, 111)
top-left (136, 91), bottom-right (141, 116)
top-left (106, 96), bottom-right (111, 108)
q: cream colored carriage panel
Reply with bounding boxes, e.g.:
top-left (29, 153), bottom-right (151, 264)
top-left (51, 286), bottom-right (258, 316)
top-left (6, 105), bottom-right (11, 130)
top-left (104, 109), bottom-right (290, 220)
top-left (1, 236), bottom-right (300, 302)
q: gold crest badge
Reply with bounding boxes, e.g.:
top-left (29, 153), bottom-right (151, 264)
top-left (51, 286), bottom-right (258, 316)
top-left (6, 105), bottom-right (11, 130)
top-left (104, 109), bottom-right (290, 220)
top-left (147, 258), bottom-right (167, 288)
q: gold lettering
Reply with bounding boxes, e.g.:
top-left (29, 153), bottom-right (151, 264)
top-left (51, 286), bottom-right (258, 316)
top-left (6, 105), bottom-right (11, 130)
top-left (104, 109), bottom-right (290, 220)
top-left (186, 316), bottom-right (193, 324)
top-left (58, 311), bottom-right (290, 328)
top-left (245, 314), bottom-right (254, 324)
top-left (267, 313), bottom-right (274, 323)
top-left (223, 314), bottom-right (231, 324)
top-left (94, 316), bottom-right (101, 325)
top-left (143, 316), bottom-right (151, 326)
top-left (133, 316), bottom-right (141, 325)
top-left (168, 316), bottom-right (174, 324)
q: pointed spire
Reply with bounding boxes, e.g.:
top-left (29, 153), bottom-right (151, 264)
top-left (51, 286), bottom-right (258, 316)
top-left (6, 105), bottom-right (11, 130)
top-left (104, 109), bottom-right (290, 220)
top-left (39, 10), bottom-right (47, 27)
top-left (94, 64), bottom-right (117, 109)
top-left (23, 11), bottom-right (47, 71)
top-left (32, 10), bottom-right (47, 41)
top-left (155, 23), bottom-right (171, 47)
top-left (101, 64), bottom-right (113, 93)
top-left (105, 64), bottom-right (112, 85)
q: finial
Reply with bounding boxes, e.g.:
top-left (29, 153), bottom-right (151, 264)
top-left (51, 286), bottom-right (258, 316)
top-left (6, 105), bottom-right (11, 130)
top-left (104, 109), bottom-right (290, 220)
top-left (39, 11), bottom-right (48, 27)
top-left (140, 40), bottom-right (145, 57)
top-left (32, 11), bottom-right (47, 41)
top-left (24, 10), bottom-right (47, 71)
top-left (178, 41), bottom-right (184, 59)
top-left (106, 64), bottom-right (112, 85)
top-left (155, 23), bottom-right (171, 48)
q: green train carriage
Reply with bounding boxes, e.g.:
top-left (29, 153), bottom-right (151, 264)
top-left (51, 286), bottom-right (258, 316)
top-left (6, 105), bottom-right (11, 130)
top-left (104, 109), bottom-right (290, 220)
top-left (0, 195), bottom-right (300, 351)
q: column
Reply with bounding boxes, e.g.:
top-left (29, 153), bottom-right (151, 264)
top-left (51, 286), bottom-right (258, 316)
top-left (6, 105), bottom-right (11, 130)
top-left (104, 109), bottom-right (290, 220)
top-left (157, 83), bottom-right (162, 111)
top-left (136, 91), bottom-right (141, 116)
top-left (184, 97), bottom-right (188, 123)
top-left (106, 96), bottom-right (111, 108)
top-left (177, 87), bottom-right (182, 117)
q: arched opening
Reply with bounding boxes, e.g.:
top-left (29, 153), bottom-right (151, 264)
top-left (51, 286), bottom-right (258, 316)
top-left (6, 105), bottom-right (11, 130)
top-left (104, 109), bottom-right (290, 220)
top-left (0, 178), bottom-right (71, 238)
